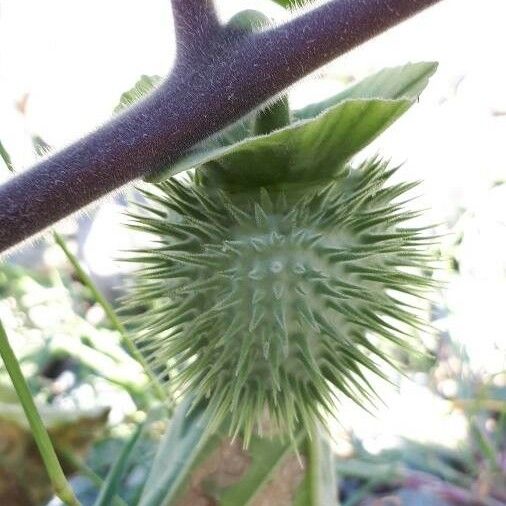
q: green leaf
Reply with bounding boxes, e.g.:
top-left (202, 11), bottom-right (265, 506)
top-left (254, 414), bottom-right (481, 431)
top-left (114, 64), bottom-right (437, 184)
top-left (149, 62), bottom-right (436, 183)
top-left (190, 98), bottom-right (412, 188)
top-left (269, 0), bottom-right (297, 7)
top-left (294, 427), bottom-right (338, 506)
top-left (294, 61), bottom-right (438, 121)
top-left (0, 140), bottom-right (14, 173)
top-left (217, 431), bottom-right (305, 506)
top-left (137, 398), bottom-right (220, 506)
top-left (114, 75), bottom-right (162, 114)
top-left (93, 423), bottom-right (144, 506)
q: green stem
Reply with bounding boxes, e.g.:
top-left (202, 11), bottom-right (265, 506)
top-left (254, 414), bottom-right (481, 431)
top-left (52, 232), bottom-right (167, 402)
top-left (0, 319), bottom-right (81, 506)
top-left (254, 96), bottom-right (291, 136)
top-left (306, 424), bottom-right (339, 506)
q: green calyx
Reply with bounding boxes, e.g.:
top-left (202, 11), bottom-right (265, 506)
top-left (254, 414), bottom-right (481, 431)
top-left (124, 62), bottom-right (438, 445)
top-left (253, 96), bottom-right (291, 137)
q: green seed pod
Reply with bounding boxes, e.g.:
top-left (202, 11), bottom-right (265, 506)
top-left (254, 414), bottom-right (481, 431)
top-left (124, 63), bottom-right (438, 445)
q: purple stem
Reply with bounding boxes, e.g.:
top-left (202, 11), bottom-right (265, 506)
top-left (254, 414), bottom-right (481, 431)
top-left (171, 0), bottom-right (220, 57)
top-left (0, 0), bottom-right (441, 253)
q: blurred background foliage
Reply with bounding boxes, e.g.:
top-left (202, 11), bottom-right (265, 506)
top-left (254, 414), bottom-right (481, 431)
top-left (0, 0), bottom-right (505, 505)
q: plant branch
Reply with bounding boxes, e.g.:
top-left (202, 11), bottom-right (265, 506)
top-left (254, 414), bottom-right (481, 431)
top-left (171, 0), bottom-right (220, 54)
top-left (4, 137), bottom-right (167, 403)
top-left (0, 0), bottom-right (442, 254)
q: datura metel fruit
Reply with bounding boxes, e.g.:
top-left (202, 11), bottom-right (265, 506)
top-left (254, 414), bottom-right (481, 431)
top-left (123, 62), bottom-right (438, 445)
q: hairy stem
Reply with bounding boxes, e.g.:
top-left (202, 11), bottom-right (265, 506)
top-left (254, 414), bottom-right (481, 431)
top-left (0, 0), bottom-right (441, 254)
top-left (171, 0), bottom-right (220, 53)
top-left (3, 137), bottom-right (167, 403)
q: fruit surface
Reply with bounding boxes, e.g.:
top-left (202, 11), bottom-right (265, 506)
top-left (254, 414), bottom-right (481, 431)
top-left (126, 155), bottom-right (434, 443)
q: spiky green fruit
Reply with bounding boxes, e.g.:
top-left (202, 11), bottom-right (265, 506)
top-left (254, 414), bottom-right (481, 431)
top-left (126, 160), bottom-right (434, 443)
top-left (123, 63), bottom-right (438, 444)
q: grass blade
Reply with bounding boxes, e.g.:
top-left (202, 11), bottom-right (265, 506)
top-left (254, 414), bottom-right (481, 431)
top-left (93, 422), bottom-right (144, 506)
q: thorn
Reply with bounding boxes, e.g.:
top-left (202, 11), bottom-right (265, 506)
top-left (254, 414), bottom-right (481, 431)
top-left (252, 288), bottom-right (266, 304)
top-left (249, 305), bottom-right (265, 332)
top-left (259, 187), bottom-right (274, 213)
top-left (248, 266), bottom-right (264, 281)
top-left (273, 281), bottom-right (284, 300)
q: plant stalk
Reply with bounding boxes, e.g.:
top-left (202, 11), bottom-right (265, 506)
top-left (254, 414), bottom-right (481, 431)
top-left (2, 138), bottom-right (167, 403)
top-left (52, 232), bottom-right (167, 402)
top-left (0, 0), bottom-right (442, 253)
top-left (0, 319), bottom-right (81, 506)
